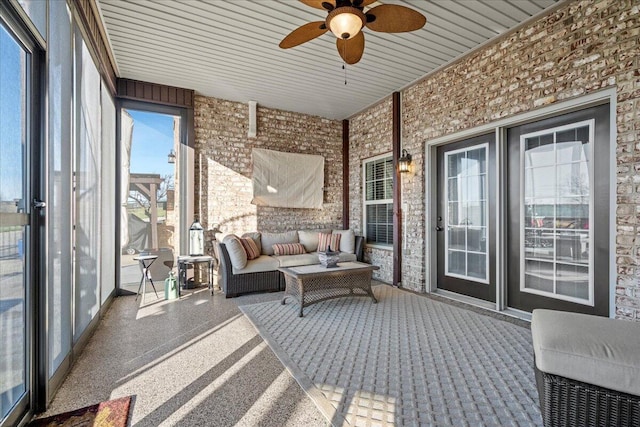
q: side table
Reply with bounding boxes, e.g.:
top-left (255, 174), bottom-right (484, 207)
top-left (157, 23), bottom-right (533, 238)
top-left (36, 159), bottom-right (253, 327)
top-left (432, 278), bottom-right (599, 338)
top-left (133, 255), bottom-right (159, 304)
top-left (177, 255), bottom-right (215, 295)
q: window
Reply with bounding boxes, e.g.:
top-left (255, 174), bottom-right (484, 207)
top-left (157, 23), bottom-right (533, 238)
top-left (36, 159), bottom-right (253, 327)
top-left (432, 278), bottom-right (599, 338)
top-left (363, 154), bottom-right (393, 246)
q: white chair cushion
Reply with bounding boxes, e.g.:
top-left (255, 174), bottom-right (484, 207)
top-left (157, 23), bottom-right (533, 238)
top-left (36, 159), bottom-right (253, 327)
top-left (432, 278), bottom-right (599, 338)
top-left (222, 234), bottom-right (247, 269)
top-left (273, 253), bottom-right (320, 268)
top-left (232, 255), bottom-right (279, 274)
top-left (531, 309), bottom-right (640, 396)
top-left (298, 230), bottom-right (321, 252)
top-left (338, 252), bottom-right (357, 262)
top-left (333, 229), bottom-right (355, 254)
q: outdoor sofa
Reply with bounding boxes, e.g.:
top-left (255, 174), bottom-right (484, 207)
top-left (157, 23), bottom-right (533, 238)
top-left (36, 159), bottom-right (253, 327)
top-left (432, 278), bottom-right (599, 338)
top-left (531, 309), bottom-right (640, 426)
top-left (216, 229), bottom-right (364, 298)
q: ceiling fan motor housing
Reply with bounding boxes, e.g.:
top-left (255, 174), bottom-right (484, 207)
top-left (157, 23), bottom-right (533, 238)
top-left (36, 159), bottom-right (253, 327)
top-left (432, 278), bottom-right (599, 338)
top-left (326, 6), bottom-right (366, 40)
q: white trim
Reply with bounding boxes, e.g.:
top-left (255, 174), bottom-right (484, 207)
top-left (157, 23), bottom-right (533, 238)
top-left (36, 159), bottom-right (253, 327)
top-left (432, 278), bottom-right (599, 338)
top-left (443, 143), bottom-right (490, 284)
top-left (518, 120), bottom-right (595, 306)
top-left (495, 127), bottom-right (505, 311)
top-left (426, 142), bottom-right (437, 293)
top-left (365, 243), bottom-right (393, 251)
top-left (424, 88), bottom-right (616, 314)
top-left (608, 94), bottom-right (617, 319)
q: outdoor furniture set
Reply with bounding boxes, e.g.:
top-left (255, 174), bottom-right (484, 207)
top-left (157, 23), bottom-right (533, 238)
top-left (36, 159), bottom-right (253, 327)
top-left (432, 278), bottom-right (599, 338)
top-left (217, 229), bottom-right (364, 295)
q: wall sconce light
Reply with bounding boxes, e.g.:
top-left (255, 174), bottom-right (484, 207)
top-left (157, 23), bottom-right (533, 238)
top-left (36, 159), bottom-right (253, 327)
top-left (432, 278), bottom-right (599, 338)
top-left (399, 149), bottom-right (412, 173)
top-left (167, 149), bottom-right (176, 164)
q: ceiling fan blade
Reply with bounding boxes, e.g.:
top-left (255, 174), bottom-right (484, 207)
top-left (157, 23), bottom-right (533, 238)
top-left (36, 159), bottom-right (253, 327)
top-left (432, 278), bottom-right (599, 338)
top-left (336, 31), bottom-right (365, 64)
top-left (353, 0), bottom-right (377, 7)
top-left (279, 21), bottom-right (328, 49)
top-left (365, 4), bottom-right (426, 33)
top-left (299, 0), bottom-right (335, 10)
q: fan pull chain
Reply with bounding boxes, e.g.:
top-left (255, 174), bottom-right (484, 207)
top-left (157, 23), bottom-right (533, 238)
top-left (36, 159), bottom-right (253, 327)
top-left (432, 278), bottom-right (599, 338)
top-left (342, 41), bottom-right (348, 85)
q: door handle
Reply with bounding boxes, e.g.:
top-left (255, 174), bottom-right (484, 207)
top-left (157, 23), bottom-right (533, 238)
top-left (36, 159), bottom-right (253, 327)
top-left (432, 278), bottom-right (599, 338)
top-left (435, 226), bottom-right (443, 232)
top-left (32, 199), bottom-right (46, 209)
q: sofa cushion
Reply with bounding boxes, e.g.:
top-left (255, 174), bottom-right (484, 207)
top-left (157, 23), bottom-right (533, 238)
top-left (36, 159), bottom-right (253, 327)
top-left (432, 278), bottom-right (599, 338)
top-left (531, 309), bottom-right (640, 396)
top-left (318, 232), bottom-right (341, 252)
top-left (222, 235), bottom-right (247, 269)
top-left (241, 232), bottom-right (262, 254)
top-left (273, 253), bottom-right (320, 268)
top-left (232, 255), bottom-right (280, 274)
top-left (261, 231), bottom-right (299, 255)
top-left (338, 252), bottom-right (357, 262)
top-left (240, 237), bottom-right (260, 260)
top-left (273, 242), bottom-right (306, 256)
top-left (298, 230), bottom-right (322, 252)
top-left (333, 229), bottom-right (355, 254)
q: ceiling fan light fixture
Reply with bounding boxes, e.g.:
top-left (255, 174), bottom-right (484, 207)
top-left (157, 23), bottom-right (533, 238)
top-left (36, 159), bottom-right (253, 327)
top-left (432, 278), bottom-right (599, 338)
top-left (326, 6), bottom-right (365, 40)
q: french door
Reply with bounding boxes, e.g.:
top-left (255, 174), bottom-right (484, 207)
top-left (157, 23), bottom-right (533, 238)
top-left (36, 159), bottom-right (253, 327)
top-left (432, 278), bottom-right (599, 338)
top-left (435, 104), bottom-right (610, 316)
top-left (506, 104), bottom-right (610, 315)
top-left (436, 134), bottom-right (496, 302)
top-left (0, 15), bottom-right (40, 425)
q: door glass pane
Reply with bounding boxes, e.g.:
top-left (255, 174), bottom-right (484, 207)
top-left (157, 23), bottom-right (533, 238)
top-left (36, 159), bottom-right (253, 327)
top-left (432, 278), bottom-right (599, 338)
top-left (556, 264), bottom-right (589, 299)
top-left (524, 260), bottom-right (554, 292)
top-left (521, 122), bottom-right (593, 303)
top-left (0, 24), bottom-right (28, 420)
top-left (445, 146), bottom-right (488, 281)
top-left (448, 251), bottom-right (465, 276)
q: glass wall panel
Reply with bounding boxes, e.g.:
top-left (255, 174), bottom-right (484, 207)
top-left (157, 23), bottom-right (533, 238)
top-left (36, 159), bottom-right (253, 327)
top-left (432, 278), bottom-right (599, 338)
top-left (73, 27), bottom-right (101, 341)
top-left (16, 0), bottom-right (46, 40)
top-left (101, 87), bottom-right (116, 303)
top-left (47, 0), bottom-right (72, 378)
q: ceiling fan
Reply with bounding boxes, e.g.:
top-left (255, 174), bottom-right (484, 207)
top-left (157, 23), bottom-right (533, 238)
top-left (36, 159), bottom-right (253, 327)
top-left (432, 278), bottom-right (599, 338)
top-left (279, 0), bottom-right (427, 65)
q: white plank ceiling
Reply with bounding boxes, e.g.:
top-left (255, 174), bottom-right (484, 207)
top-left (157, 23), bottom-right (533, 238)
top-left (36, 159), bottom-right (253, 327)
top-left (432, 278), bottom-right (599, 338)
top-left (98, 0), bottom-right (559, 120)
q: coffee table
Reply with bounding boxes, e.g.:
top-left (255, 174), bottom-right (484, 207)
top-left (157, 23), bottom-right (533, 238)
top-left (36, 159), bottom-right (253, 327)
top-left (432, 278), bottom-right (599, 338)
top-left (279, 261), bottom-right (379, 317)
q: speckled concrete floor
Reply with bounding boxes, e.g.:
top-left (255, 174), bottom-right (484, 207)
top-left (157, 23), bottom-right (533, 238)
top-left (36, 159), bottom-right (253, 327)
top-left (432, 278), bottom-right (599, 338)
top-left (38, 287), bottom-right (329, 426)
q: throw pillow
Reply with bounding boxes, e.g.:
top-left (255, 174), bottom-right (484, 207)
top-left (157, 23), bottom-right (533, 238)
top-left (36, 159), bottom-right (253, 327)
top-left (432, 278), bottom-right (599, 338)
top-left (317, 232), bottom-right (341, 253)
top-left (332, 229), bottom-right (355, 254)
top-left (241, 232), bottom-right (262, 254)
top-left (239, 237), bottom-right (260, 260)
top-left (272, 242), bottom-right (306, 256)
top-left (222, 234), bottom-right (247, 269)
top-left (260, 231), bottom-right (299, 256)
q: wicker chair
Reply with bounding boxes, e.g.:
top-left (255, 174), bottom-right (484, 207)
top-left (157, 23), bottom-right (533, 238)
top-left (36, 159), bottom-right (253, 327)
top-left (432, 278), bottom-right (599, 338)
top-left (217, 242), bottom-right (284, 298)
top-left (531, 309), bottom-right (640, 427)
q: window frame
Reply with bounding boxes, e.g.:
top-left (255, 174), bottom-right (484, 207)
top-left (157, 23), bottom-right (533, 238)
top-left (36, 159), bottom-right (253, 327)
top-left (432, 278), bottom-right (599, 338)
top-left (362, 152), bottom-right (394, 249)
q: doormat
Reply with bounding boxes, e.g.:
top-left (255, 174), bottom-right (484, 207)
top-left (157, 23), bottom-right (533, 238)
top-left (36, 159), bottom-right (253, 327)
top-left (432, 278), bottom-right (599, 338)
top-left (28, 396), bottom-right (132, 427)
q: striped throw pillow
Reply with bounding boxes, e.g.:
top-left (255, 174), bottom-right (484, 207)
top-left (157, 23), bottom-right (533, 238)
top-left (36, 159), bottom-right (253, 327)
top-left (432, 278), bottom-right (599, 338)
top-left (272, 243), bottom-right (306, 256)
top-left (317, 233), bottom-right (341, 253)
top-left (240, 237), bottom-right (260, 260)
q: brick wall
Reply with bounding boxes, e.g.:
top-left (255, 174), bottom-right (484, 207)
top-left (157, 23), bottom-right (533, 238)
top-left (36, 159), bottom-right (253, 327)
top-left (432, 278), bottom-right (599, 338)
top-left (349, 98), bottom-right (394, 283)
top-left (194, 96), bottom-right (343, 241)
top-left (349, 0), bottom-right (640, 319)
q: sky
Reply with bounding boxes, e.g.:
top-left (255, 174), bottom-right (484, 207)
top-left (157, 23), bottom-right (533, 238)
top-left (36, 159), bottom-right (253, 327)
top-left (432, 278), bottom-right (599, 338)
top-left (127, 109), bottom-right (177, 178)
top-left (0, 25), bottom-right (24, 203)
